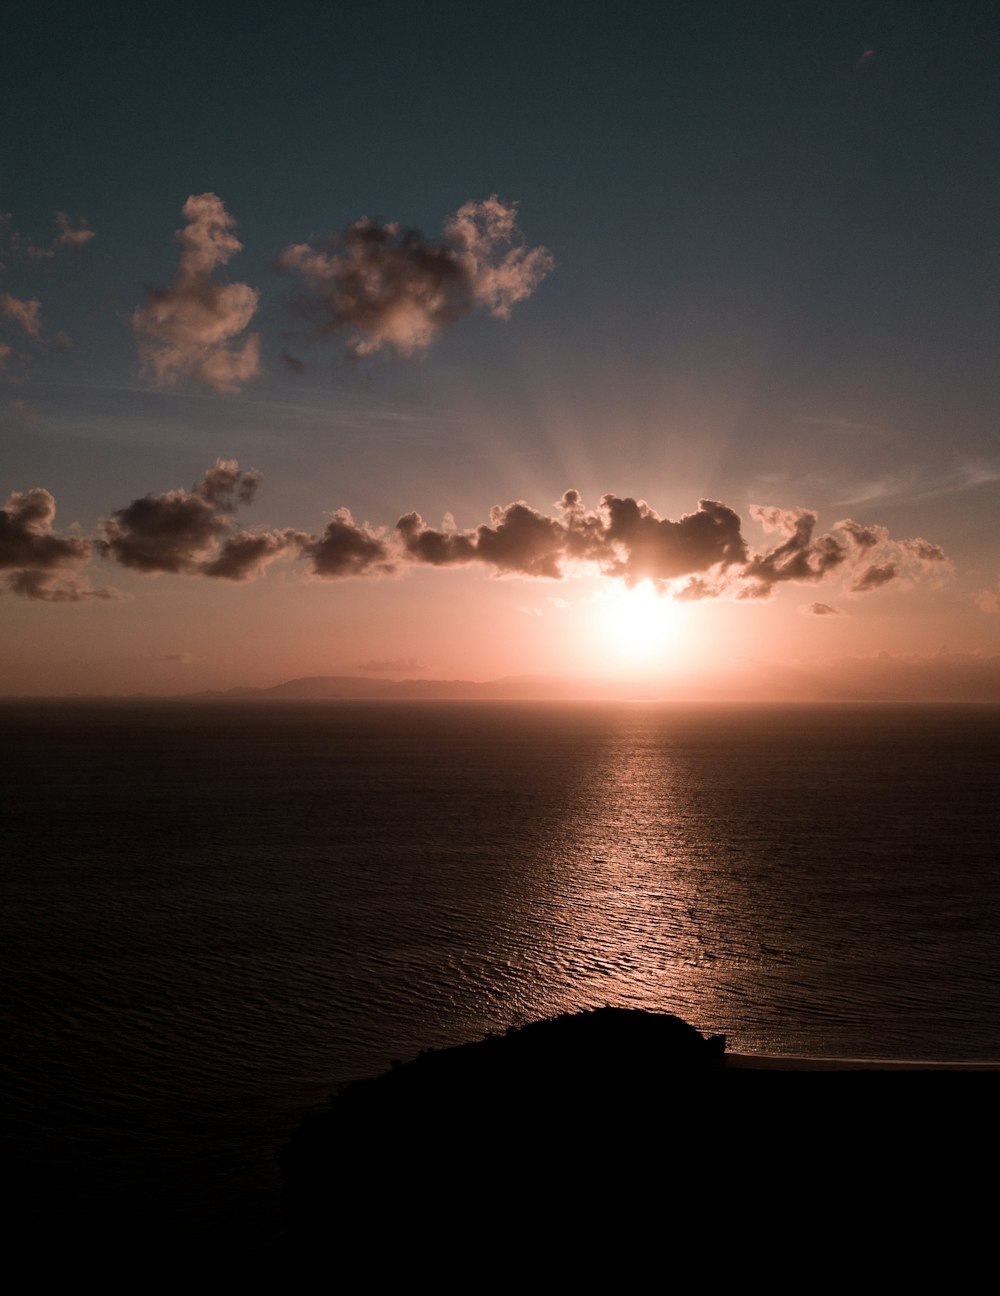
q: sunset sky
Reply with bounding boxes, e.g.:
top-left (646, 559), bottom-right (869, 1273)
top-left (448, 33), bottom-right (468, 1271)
top-left (2, 1), bottom-right (998, 696)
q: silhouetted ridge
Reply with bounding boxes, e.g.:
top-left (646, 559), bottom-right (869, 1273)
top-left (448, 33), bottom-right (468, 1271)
top-left (282, 1009), bottom-right (725, 1222)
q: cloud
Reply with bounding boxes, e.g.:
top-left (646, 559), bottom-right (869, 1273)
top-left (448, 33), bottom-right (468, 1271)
top-left (53, 212), bottom-right (95, 249)
top-left (53, 465), bottom-right (948, 611)
top-left (851, 561), bottom-right (899, 592)
top-left (396, 493), bottom-right (747, 585)
top-left (158, 652), bottom-right (194, 663)
top-left (673, 577), bottom-right (724, 601)
top-left (393, 490), bottom-right (949, 605)
top-left (99, 459), bottom-right (267, 575)
top-left (0, 485), bottom-right (116, 601)
top-left (0, 343), bottom-right (12, 368)
top-left (199, 459), bottom-right (262, 508)
top-left (443, 195), bottom-right (555, 318)
top-left (201, 529), bottom-right (304, 581)
top-left (300, 510), bottom-right (395, 578)
top-left (10, 399), bottom-right (39, 424)
top-left (975, 585), bottom-right (1000, 614)
top-left (739, 506), bottom-right (847, 598)
top-left (836, 458), bottom-right (1000, 507)
top-left (835, 518), bottom-right (887, 551)
top-left (1, 293), bottom-right (43, 340)
top-left (6, 568), bottom-right (119, 602)
top-left (277, 195), bottom-right (552, 359)
top-left (100, 460), bottom-right (393, 584)
top-left (0, 215), bottom-right (51, 263)
top-left (359, 656), bottom-right (425, 673)
top-left (901, 537), bottom-right (949, 566)
top-left (0, 212), bottom-right (95, 262)
top-left (743, 506), bottom-right (951, 600)
top-left (597, 495), bottom-right (747, 583)
top-left (1, 487), bottom-right (89, 570)
top-left (133, 194), bottom-right (260, 393)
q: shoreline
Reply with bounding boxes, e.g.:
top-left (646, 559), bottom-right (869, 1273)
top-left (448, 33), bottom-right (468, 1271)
top-left (724, 1052), bottom-right (1000, 1071)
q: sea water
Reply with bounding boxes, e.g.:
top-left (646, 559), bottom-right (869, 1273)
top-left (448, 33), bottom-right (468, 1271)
top-left (2, 700), bottom-right (998, 1242)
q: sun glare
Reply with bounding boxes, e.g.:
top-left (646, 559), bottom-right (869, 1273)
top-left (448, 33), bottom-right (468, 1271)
top-left (597, 580), bottom-right (675, 665)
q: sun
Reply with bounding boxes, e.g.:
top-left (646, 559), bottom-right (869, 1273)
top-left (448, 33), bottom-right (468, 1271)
top-left (596, 580), bottom-right (675, 664)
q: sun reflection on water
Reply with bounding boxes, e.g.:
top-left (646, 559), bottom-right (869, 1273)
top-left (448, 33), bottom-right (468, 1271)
top-left (524, 706), bottom-right (733, 1035)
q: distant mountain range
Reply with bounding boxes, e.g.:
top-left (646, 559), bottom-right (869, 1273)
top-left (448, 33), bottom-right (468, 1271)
top-left (204, 652), bottom-right (1000, 702)
top-left (212, 674), bottom-right (640, 700)
top-left (9, 651), bottom-right (1000, 702)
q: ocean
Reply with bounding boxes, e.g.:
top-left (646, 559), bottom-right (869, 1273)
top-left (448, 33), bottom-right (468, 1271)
top-left (2, 699), bottom-right (998, 1250)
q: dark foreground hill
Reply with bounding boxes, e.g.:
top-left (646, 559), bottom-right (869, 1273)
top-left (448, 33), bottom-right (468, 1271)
top-left (284, 1006), bottom-right (726, 1198)
top-left (280, 1007), bottom-right (992, 1247)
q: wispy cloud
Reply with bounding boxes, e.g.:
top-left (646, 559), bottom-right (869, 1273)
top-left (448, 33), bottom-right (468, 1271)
top-left (975, 584), bottom-right (1000, 614)
top-left (133, 194), bottom-right (260, 394)
top-left (1, 293), bottom-right (43, 340)
top-left (0, 210), bottom-right (94, 265)
top-left (358, 656), bottom-right (425, 673)
top-left (834, 457), bottom-right (1000, 507)
top-left (53, 212), bottom-right (95, 249)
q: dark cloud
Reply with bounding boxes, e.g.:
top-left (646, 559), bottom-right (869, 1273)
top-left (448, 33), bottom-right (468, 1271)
top-left (201, 529), bottom-right (305, 581)
top-left (473, 502), bottom-right (568, 578)
top-left (277, 196), bottom-right (552, 359)
top-left (852, 561), bottom-right (899, 592)
top-left (397, 503), bottom-right (568, 577)
top-left (736, 506), bottom-right (848, 598)
top-left (7, 568), bottom-right (119, 601)
top-left (836, 518), bottom-right (887, 551)
top-left (301, 510), bottom-right (394, 579)
top-left (24, 465), bottom-right (945, 610)
top-left (397, 494), bottom-right (748, 585)
top-left (599, 496), bottom-right (747, 583)
top-left (396, 511), bottom-right (478, 567)
top-left (902, 537), bottom-right (948, 565)
top-left (1, 487), bottom-right (89, 571)
top-left (281, 351), bottom-right (305, 374)
top-left (99, 459), bottom-right (265, 575)
top-left (0, 486), bottom-right (117, 601)
top-left (199, 460), bottom-right (261, 509)
top-left (743, 508), bottom-right (953, 600)
top-left (133, 194), bottom-right (260, 393)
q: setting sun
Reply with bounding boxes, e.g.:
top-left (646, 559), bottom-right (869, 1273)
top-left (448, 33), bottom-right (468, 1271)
top-left (597, 580), bottom-right (676, 664)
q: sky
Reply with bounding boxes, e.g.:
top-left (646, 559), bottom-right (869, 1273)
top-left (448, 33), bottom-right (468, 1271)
top-left (2, 0), bottom-right (998, 697)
